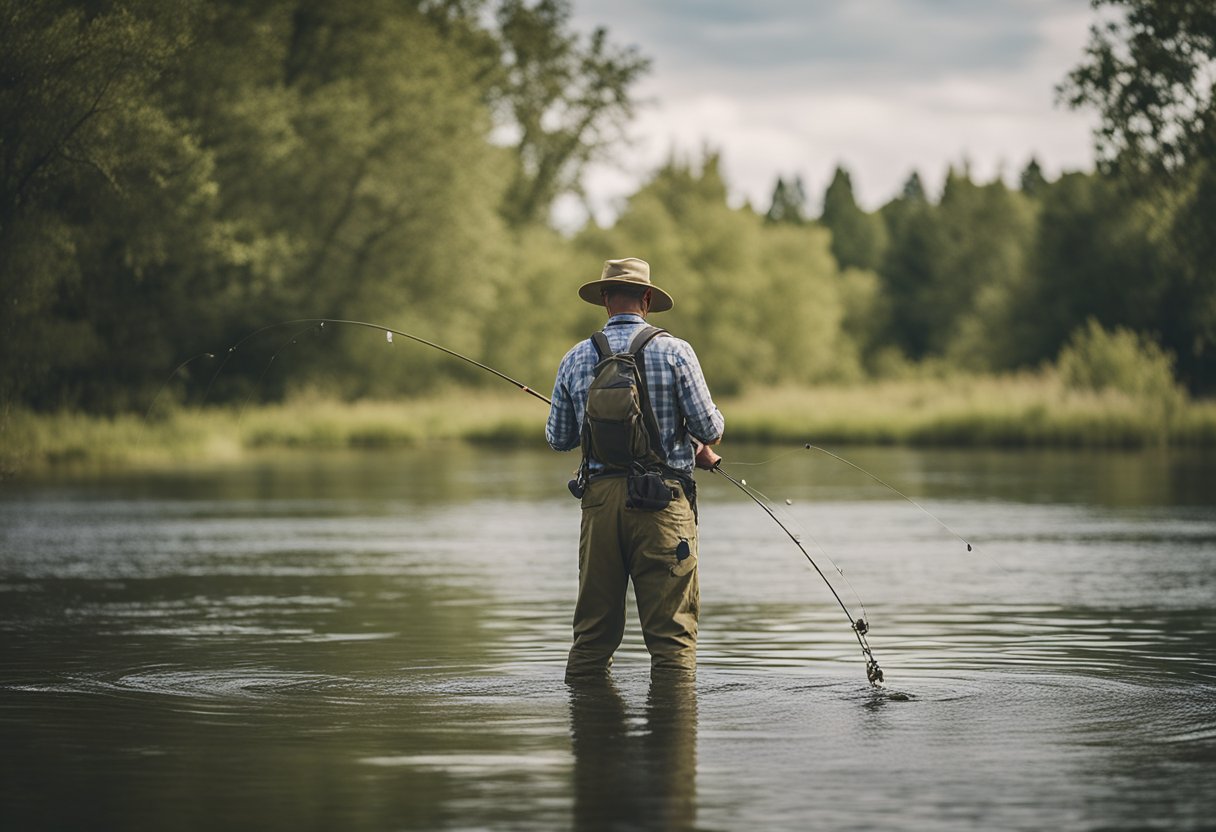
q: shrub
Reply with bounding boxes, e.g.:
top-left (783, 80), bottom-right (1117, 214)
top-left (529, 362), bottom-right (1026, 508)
top-left (1055, 319), bottom-right (1186, 434)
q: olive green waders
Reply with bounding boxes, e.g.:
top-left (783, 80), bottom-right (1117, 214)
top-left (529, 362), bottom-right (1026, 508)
top-left (566, 475), bottom-right (699, 677)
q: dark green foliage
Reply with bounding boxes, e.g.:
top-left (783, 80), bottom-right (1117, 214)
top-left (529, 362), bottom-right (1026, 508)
top-left (764, 176), bottom-right (807, 224)
top-left (1061, 0), bottom-right (1215, 176)
top-left (0, 0), bottom-right (649, 410)
top-left (878, 187), bottom-right (942, 359)
top-left (819, 166), bottom-right (887, 272)
top-left (0, 0), bottom-right (222, 410)
top-left (2, 0), bottom-right (1212, 412)
top-left (1016, 172), bottom-right (1159, 364)
top-left (1154, 161), bottom-right (1216, 390)
top-left (1020, 158), bottom-right (1048, 196)
top-left (900, 171), bottom-right (927, 203)
top-left (1061, 0), bottom-right (1216, 391)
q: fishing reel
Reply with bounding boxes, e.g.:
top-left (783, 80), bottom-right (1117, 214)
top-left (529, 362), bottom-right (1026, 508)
top-left (857, 620), bottom-right (883, 685)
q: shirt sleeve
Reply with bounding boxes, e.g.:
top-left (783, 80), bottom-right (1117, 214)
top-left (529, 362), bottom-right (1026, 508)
top-left (674, 342), bottom-right (724, 444)
top-left (546, 349), bottom-right (580, 452)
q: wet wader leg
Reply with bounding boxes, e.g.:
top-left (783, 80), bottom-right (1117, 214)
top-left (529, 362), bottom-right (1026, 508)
top-left (627, 480), bottom-right (699, 674)
top-left (566, 478), bottom-right (629, 678)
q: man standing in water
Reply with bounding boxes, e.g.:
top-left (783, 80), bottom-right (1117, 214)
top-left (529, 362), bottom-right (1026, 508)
top-left (546, 257), bottom-right (724, 678)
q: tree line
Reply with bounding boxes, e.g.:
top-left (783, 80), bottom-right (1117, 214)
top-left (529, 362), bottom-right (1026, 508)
top-left (1, 0), bottom-right (1211, 414)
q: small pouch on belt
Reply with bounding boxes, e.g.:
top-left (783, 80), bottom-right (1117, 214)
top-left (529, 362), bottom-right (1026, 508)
top-left (625, 469), bottom-right (676, 511)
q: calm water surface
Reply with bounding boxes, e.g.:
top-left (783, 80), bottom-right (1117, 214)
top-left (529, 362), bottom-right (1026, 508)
top-left (1, 445), bottom-right (1214, 830)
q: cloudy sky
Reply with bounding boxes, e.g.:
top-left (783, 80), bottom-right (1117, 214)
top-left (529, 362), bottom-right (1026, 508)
top-left (562, 0), bottom-right (1104, 226)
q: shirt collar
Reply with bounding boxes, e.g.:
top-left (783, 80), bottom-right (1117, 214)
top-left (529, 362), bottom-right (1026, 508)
top-left (606, 313), bottom-right (646, 327)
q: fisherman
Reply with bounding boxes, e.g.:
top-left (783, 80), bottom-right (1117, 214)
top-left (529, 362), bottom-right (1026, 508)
top-left (546, 257), bottom-right (724, 678)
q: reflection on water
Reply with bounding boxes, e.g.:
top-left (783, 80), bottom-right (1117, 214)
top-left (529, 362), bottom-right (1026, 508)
top-left (1, 446), bottom-right (1215, 830)
top-left (569, 674), bottom-right (697, 831)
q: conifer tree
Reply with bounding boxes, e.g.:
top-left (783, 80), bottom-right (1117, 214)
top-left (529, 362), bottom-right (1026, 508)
top-left (820, 166), bottom-right (887, 272)
top-left (765, 175), bottom-right (808, 224)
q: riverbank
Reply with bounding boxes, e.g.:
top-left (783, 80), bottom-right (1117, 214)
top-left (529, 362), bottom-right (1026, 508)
top-left (5, 375), bottom-right (1216, 475)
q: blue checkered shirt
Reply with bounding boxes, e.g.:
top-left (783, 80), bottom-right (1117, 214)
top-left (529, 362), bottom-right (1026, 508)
top-left (546, 313), bottom-right (724, 474)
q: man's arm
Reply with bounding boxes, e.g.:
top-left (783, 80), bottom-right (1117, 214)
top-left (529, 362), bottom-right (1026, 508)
top-left (546, 350), bottom-right (581, 451)
top-left (673, 342), bottom-right (724, 468)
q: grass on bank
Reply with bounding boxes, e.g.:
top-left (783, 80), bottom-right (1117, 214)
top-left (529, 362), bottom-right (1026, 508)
top-left (4, 375), bottom-right (1216, 475)
top-left (726, 374), bottom-right (1216, 447)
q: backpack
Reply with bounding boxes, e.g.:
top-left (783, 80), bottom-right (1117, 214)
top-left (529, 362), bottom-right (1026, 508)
top-left (581, 324), bottom-right (668, 470)
top-left (568, 325), bottom-right (671, 502)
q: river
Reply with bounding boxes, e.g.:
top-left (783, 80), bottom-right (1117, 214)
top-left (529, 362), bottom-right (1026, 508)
top-left (1, 445), bottom-right (1214, 830)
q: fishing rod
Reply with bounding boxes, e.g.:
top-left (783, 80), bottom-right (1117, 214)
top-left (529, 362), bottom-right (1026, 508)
top-left (201, 318), bottom-right (551, 406)
top-left (711, 464), bottom-right (883, 685)
top-left (237, 322), bottom-right (328, 422)
top-left (143, 351), bottom-right (215, 422)
top-left (168, 316), bottom-right (990, 686)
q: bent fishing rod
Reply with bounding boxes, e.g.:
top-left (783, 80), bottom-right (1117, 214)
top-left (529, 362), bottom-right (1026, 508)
top-left (201, 317), bottom-right (551, 405)
top-left (711, 465), bottom-right (883, 685)
top-left (176, 316), bottom-right (980, 686)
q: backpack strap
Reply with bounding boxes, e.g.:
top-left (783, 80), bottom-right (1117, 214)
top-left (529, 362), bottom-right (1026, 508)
top-left (627, 326), bottom-right (668, 466)
top-left (590, 331), bottom-right (611, 359)
top-left (589, 325), bottom-right (666, 358)
top-left (627, 325), bottom-right (667, 356)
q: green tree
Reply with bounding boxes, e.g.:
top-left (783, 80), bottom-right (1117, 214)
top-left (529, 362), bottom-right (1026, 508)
top-left (1010, 172), bottom-right (1160, 366)
top-left (153, 1), bottom-right (519, 400)
top-left (1062, 0), bottom-right (1216, 390)
top-left (901, 170), bottom-right (927, 202)
top-left (0, 0), bottom-right (231, 410)
top-left (494, 0), bottom-right (650, 227)
top-left (1061, 0), bottom-right (1215, 176)
top-left (934, 171), bottom-right (1037, 369)
top-left (597, 154), bottom-right (855, 393)
top-left (819, 166), bottom-right (887, 272)
top-left (0, 0), bottom-right (665, 412)
top-left (1020, 157), bottom-right (1049, 196)
top-left (876, 169), bottom-right (1036, 368)
top-left (878, 182), bottom-right (943, 359)
top-left (765, 175), bottom-right (807, 224)
top-left (1147, 161), bottom-right (1216, 391)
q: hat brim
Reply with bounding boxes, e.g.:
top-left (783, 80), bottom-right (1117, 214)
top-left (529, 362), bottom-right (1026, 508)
top-left (577, 278), bottom-right (674, 313)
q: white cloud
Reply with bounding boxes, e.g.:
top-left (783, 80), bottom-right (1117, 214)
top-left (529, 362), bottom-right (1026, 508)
top-left (559, 0), bottom-right (1101, 228)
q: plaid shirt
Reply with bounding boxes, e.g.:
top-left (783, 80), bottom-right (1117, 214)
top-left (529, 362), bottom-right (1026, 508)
top-left (546, 313), bottom-right (724, 474)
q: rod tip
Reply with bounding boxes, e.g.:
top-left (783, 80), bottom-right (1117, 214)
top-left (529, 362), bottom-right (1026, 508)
top-left (966, 542), bottom-right (973, 552)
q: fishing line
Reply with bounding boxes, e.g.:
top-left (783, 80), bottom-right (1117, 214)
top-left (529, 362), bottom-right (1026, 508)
top-left (728, 473), bottom-right (869, 622)
top-left (712, 464), bottom-right (884, 686)
top-left (721, 447), bottom-right (807, 466)
top-left (805, 444), bottom-right (973, 553)
top-left (164, 316), bottom-right (919, 686)
top-left (727, 442), bottom-right (974, 554)
top-left (237, 322), bottom-right (327, 422)
top-left (143, 352), bottom-right (215, 422)
top-left (202, 318), bottom-right (551, 406)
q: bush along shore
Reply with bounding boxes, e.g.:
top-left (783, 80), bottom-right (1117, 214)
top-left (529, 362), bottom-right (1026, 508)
top-left (4, 374), bottom-right (1216, 476)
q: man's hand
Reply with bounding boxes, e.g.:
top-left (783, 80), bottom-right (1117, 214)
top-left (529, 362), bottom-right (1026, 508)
top-left (693, 440), bottom-right (722, 470)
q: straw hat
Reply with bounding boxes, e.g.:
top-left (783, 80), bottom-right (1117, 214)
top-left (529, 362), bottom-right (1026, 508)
top-left (577, 257), bottom-right (674, 313)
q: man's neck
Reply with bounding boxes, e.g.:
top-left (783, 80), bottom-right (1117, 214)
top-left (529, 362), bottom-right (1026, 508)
top-left (605, 306), bottom-right (646, 318)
